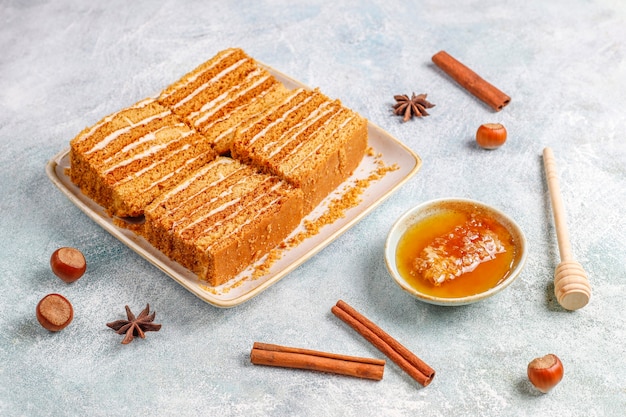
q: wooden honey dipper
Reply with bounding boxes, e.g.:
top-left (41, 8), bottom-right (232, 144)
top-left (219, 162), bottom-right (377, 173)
top-left (542, 147), bottom-right (591, 310)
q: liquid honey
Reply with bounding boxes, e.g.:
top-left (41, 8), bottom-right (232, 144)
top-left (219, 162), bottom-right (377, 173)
top-left (396, 207), bottom-right (516, 298)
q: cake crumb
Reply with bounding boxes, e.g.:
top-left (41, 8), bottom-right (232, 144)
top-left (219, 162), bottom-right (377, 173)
top-left (106, 151), bottom-right (398, 297)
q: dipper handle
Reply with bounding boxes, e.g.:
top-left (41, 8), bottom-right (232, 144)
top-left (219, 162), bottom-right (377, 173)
top-left (542, 147), bottom-right (591, 310)
top-left (543, 148), bottom-right (573, 261)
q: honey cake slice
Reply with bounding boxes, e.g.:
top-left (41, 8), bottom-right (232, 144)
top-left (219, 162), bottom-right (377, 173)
top-left (231, 88), bottom-right (368, 213)
top-left (143, 157), bottom-right (304, 286)
top-left (158, 48), bottom-right (290, 154)
top-left (69, 97), bottom-right (216, 217)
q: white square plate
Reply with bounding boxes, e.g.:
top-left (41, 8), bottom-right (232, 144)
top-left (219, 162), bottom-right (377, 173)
top-left (46, 65), bottom-right (421, 307)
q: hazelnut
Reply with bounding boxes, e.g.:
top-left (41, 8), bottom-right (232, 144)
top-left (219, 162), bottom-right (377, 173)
top-left (476, 123), bottom-right (507, 149)
top-left (527, 353), bottom-right (564, 393)
top-left (50, 247), bottom-right (86, 283)
top-left (36, 293), bottom-right (74, 332)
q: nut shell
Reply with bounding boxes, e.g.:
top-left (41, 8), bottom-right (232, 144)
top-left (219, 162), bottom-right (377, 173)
top-left (36, 293), bottom-right (74, 332)
top-left (527, 353), bottom-right (564, 393)
top-left (50, 247), bottom-right (86, 283)
top-left (476, 123), bottom-right (507, 149)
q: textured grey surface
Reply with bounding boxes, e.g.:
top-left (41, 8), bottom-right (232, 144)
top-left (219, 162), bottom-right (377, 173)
top-left (1, 0), bottom-right (625, 416)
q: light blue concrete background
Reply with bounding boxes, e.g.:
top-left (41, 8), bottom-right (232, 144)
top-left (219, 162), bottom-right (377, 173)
top-left (1, 1), bottom-right (625, 416)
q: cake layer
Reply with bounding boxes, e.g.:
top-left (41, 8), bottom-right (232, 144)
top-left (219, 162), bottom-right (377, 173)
top-left (143, 157), bottom-right (304, 286)
top-left (158, 48), bottom-right (290, 154)
top-left (232, 88), bottom-right (368, 212)
top-left (69, 98), bottom-right (216, 217)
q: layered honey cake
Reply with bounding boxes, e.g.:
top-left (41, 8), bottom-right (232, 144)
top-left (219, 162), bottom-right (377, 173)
top-left (158, 48), bottom-right (290, 155)
top-left (231, 88), bottom-right (368, 213)
top-left (143, 157), bottom-right (304, 286)
top-left (69, 98), bottom-right (216, 218)
top-left (69, 47), bottom-right (369, 286)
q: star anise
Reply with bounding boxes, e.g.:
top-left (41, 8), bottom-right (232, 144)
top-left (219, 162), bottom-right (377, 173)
top-left (106, 304), bottom-right (162, 344)
top-left (392, 93), bottom-right (435, 122)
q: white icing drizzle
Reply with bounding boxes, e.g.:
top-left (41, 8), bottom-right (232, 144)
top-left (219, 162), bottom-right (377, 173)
top-left (138, 150), bottom-right (210, 195)
top-left (264, 101), bottom-right (335, 158)
top-left (120, 123), bottom-right (189, 154)
top-left (84, 110), bottom-right (171, 155)
top-left (276, 109), bottom-right (343, 165)
top-left (191, 70), bottom-right (270, 127)
top-left (134, 144), bottom-right (191, 182)
top-left (104, 141), bottom-right (169, 175)
top-left (155, 158), bottom-right (239, 214)
top-left (209, 88), bottom-right (274, 146)
top-left (247, 92), bottom-right (316, 146)
top-left (188, 68), bottom-right (263, 121)
top-left (101, 123), bottom-right (187, 167)
top-left (173, 57), bottom-right (249, 109)
top-left (113, 143), bottom-right (192, 187)
top-left (160, 49), bottom-right (237, 100)
top-left (177, 190), bottom-right (243, 233)
top-left (75, 98), bottom-right (155, 144)
top-left (204, 182), bottom-right (284, 250)
top-left (194, 179), bottom-right (278, 238)
top-left (209, 87), bottom-right (274, 147)
top-left (285, 113), bottom-right (356, 175)
top-left (188, 91), bottom-right (230, 121)
top-left (173, 170), bottom-right (258, 231)
top-left (237, 88), bottom-right (305, 137)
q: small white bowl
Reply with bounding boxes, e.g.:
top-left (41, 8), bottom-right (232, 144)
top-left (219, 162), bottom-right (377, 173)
top-left (384, 198), bottom-right (527, 306)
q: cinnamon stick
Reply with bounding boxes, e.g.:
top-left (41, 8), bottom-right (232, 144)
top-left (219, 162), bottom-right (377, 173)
top-left (432, 50), bottom-right (510, 111)
top-left (331, 300), bottom-right (435, 386)
top-left (250, 342), bottom-right (385, 380)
